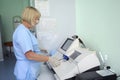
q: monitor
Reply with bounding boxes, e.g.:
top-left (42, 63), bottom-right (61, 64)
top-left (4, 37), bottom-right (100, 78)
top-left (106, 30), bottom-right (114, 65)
top-left (61, 38), bottom-right (73, 51)
top-left (70, 50), bottom-right (81, 60)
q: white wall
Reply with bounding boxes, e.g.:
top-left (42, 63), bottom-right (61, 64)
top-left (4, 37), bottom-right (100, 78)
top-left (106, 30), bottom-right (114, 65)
top-left (35, 0), bottom-right (76, 52)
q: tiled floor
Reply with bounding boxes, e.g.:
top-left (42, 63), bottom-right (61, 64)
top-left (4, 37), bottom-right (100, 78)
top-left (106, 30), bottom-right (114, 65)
top-left (0, 54), bottom-right (16, 80)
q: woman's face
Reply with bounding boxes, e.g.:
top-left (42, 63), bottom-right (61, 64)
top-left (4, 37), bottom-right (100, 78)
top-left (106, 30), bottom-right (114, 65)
top-left (31, 16), bottom-right (40, 27)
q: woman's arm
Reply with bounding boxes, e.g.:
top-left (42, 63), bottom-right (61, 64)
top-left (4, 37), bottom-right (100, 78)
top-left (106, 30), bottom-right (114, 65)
top-left (25, 50), bottom-right (49, 62)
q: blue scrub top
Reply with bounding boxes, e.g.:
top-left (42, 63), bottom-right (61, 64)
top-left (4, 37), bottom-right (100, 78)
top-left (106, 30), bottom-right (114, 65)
top-left (13, 24), bottom-right (41, 80)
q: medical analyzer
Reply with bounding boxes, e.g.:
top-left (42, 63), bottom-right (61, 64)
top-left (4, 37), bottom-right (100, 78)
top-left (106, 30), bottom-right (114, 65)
top-left (47, 36), bottom-right (101, 80)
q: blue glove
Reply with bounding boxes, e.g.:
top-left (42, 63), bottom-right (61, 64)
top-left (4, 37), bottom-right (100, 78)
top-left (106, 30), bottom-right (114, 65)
top-left (49, 49), bottom-right (57, 56)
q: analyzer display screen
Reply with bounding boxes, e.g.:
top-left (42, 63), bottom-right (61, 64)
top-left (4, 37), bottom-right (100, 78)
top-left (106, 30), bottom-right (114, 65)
top-left (61, 38), bottom-right (73, 51)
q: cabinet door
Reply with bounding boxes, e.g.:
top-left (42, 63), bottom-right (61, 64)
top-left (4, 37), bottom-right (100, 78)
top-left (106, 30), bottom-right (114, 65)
top-left (0, 16), bottom-right (4, 61)
top-left (0, 32), bottom-right (3, 59)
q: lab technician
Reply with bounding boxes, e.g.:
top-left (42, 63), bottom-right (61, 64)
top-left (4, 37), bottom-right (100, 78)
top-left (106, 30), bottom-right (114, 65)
top-left (13, 6), bottom-right (60, 80)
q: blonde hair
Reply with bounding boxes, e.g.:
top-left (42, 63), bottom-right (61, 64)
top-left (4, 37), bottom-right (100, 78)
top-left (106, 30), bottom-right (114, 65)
top-left (21, 6), bottom-right (41, 25)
